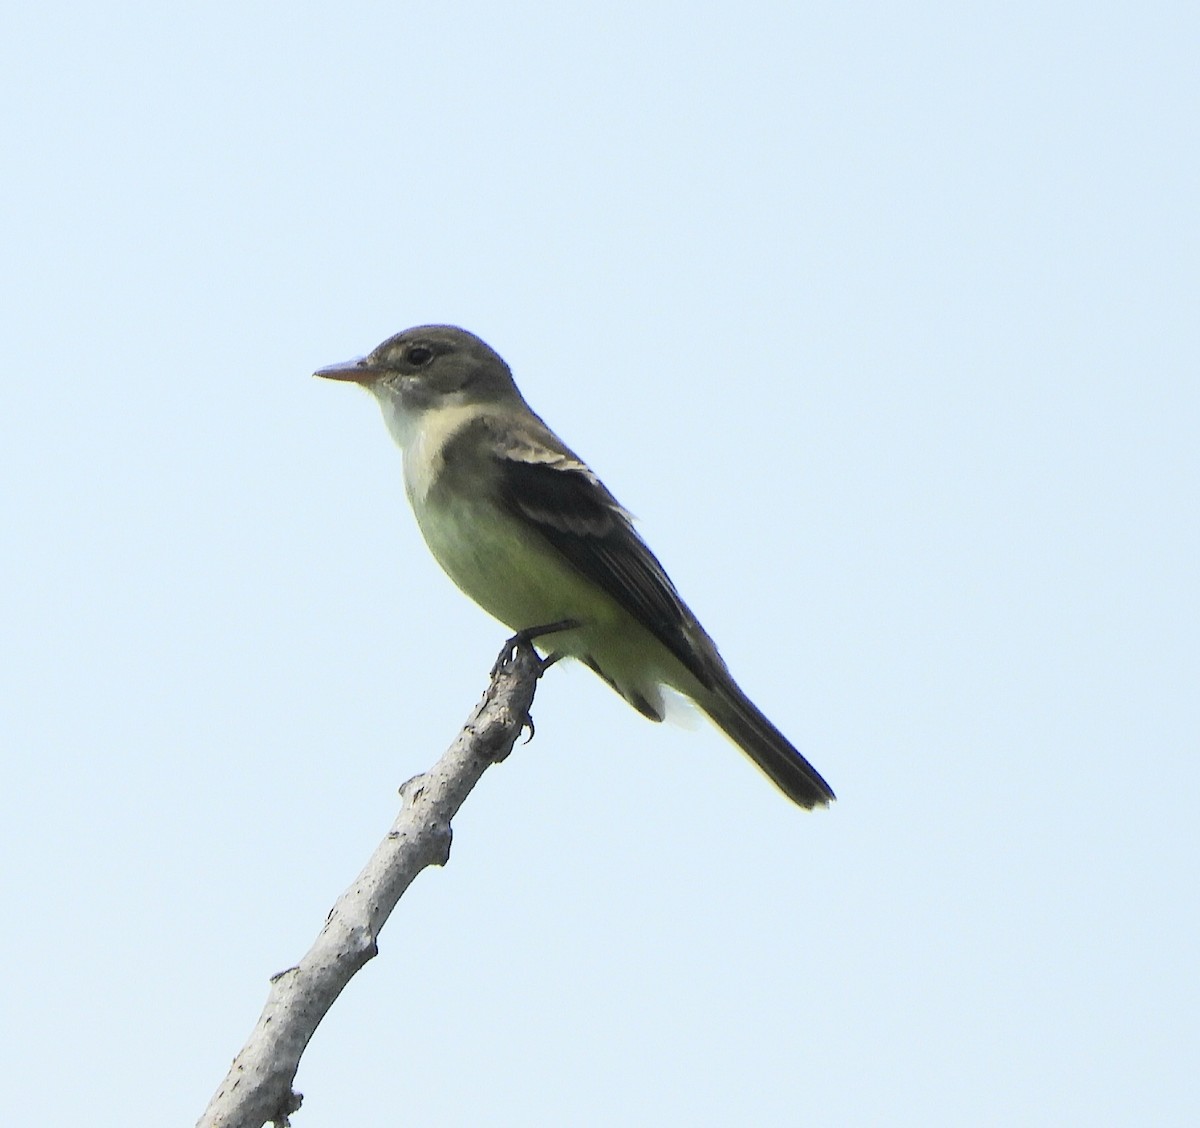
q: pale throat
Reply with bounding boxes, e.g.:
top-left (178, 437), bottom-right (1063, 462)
top-left (373, 390), bottom-right (479, 505)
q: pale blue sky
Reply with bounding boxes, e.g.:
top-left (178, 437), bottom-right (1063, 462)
top-left (2, 3), bottom-right (1196, 1125)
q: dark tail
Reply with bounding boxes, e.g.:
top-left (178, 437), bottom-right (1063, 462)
top-left (700, 679), bottom-right (835, 810)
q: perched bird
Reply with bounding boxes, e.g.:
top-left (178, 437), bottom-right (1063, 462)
top-left (316, 326), bottom-right (834, 809)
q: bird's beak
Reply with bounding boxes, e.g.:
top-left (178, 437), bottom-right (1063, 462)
top-left (313, 356), bottom-right (381, 385)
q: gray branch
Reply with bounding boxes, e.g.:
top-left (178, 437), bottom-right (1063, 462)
top-left (197, 640), bottom-right (545, 1128)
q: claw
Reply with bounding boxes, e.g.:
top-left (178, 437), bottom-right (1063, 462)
top-left (490, 619), bottom-right (581, 677)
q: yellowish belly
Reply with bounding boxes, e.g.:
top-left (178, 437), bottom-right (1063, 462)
top-left (415, 493), bottom-right (600, 632)
top-left (412, 491), bottom-right (691, 716)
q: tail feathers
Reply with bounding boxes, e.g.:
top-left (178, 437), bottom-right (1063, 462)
top-left (701, 682), bottom-right (835, 810)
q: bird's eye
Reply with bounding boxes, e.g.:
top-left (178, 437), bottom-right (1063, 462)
top-left (406, 345), bottom-right (434, 366)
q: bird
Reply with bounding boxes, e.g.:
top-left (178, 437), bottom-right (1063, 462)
top-left (316, 325), bottom-right (834, 809)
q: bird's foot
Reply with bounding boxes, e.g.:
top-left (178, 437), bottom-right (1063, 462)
top-left (490, 619), bottom-right (580, 678)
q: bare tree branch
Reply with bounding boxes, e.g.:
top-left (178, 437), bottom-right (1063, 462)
top-left (197, 638), bottom-right (546, 1128)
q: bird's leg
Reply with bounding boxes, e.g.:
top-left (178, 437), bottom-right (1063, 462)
top-left (489, 619), bottom-right (582, 742)
top-left (490, 618), bottom-right (581, 677)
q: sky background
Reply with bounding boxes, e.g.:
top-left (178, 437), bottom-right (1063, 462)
top-left (2, 3), bottom-right (1196, 1125)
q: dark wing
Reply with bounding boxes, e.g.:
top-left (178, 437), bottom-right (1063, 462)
top-left (488, 435), bottom-right (715, 690)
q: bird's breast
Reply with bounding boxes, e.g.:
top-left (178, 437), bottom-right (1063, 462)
top-left (396, 402), bottom-right (482, 505)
